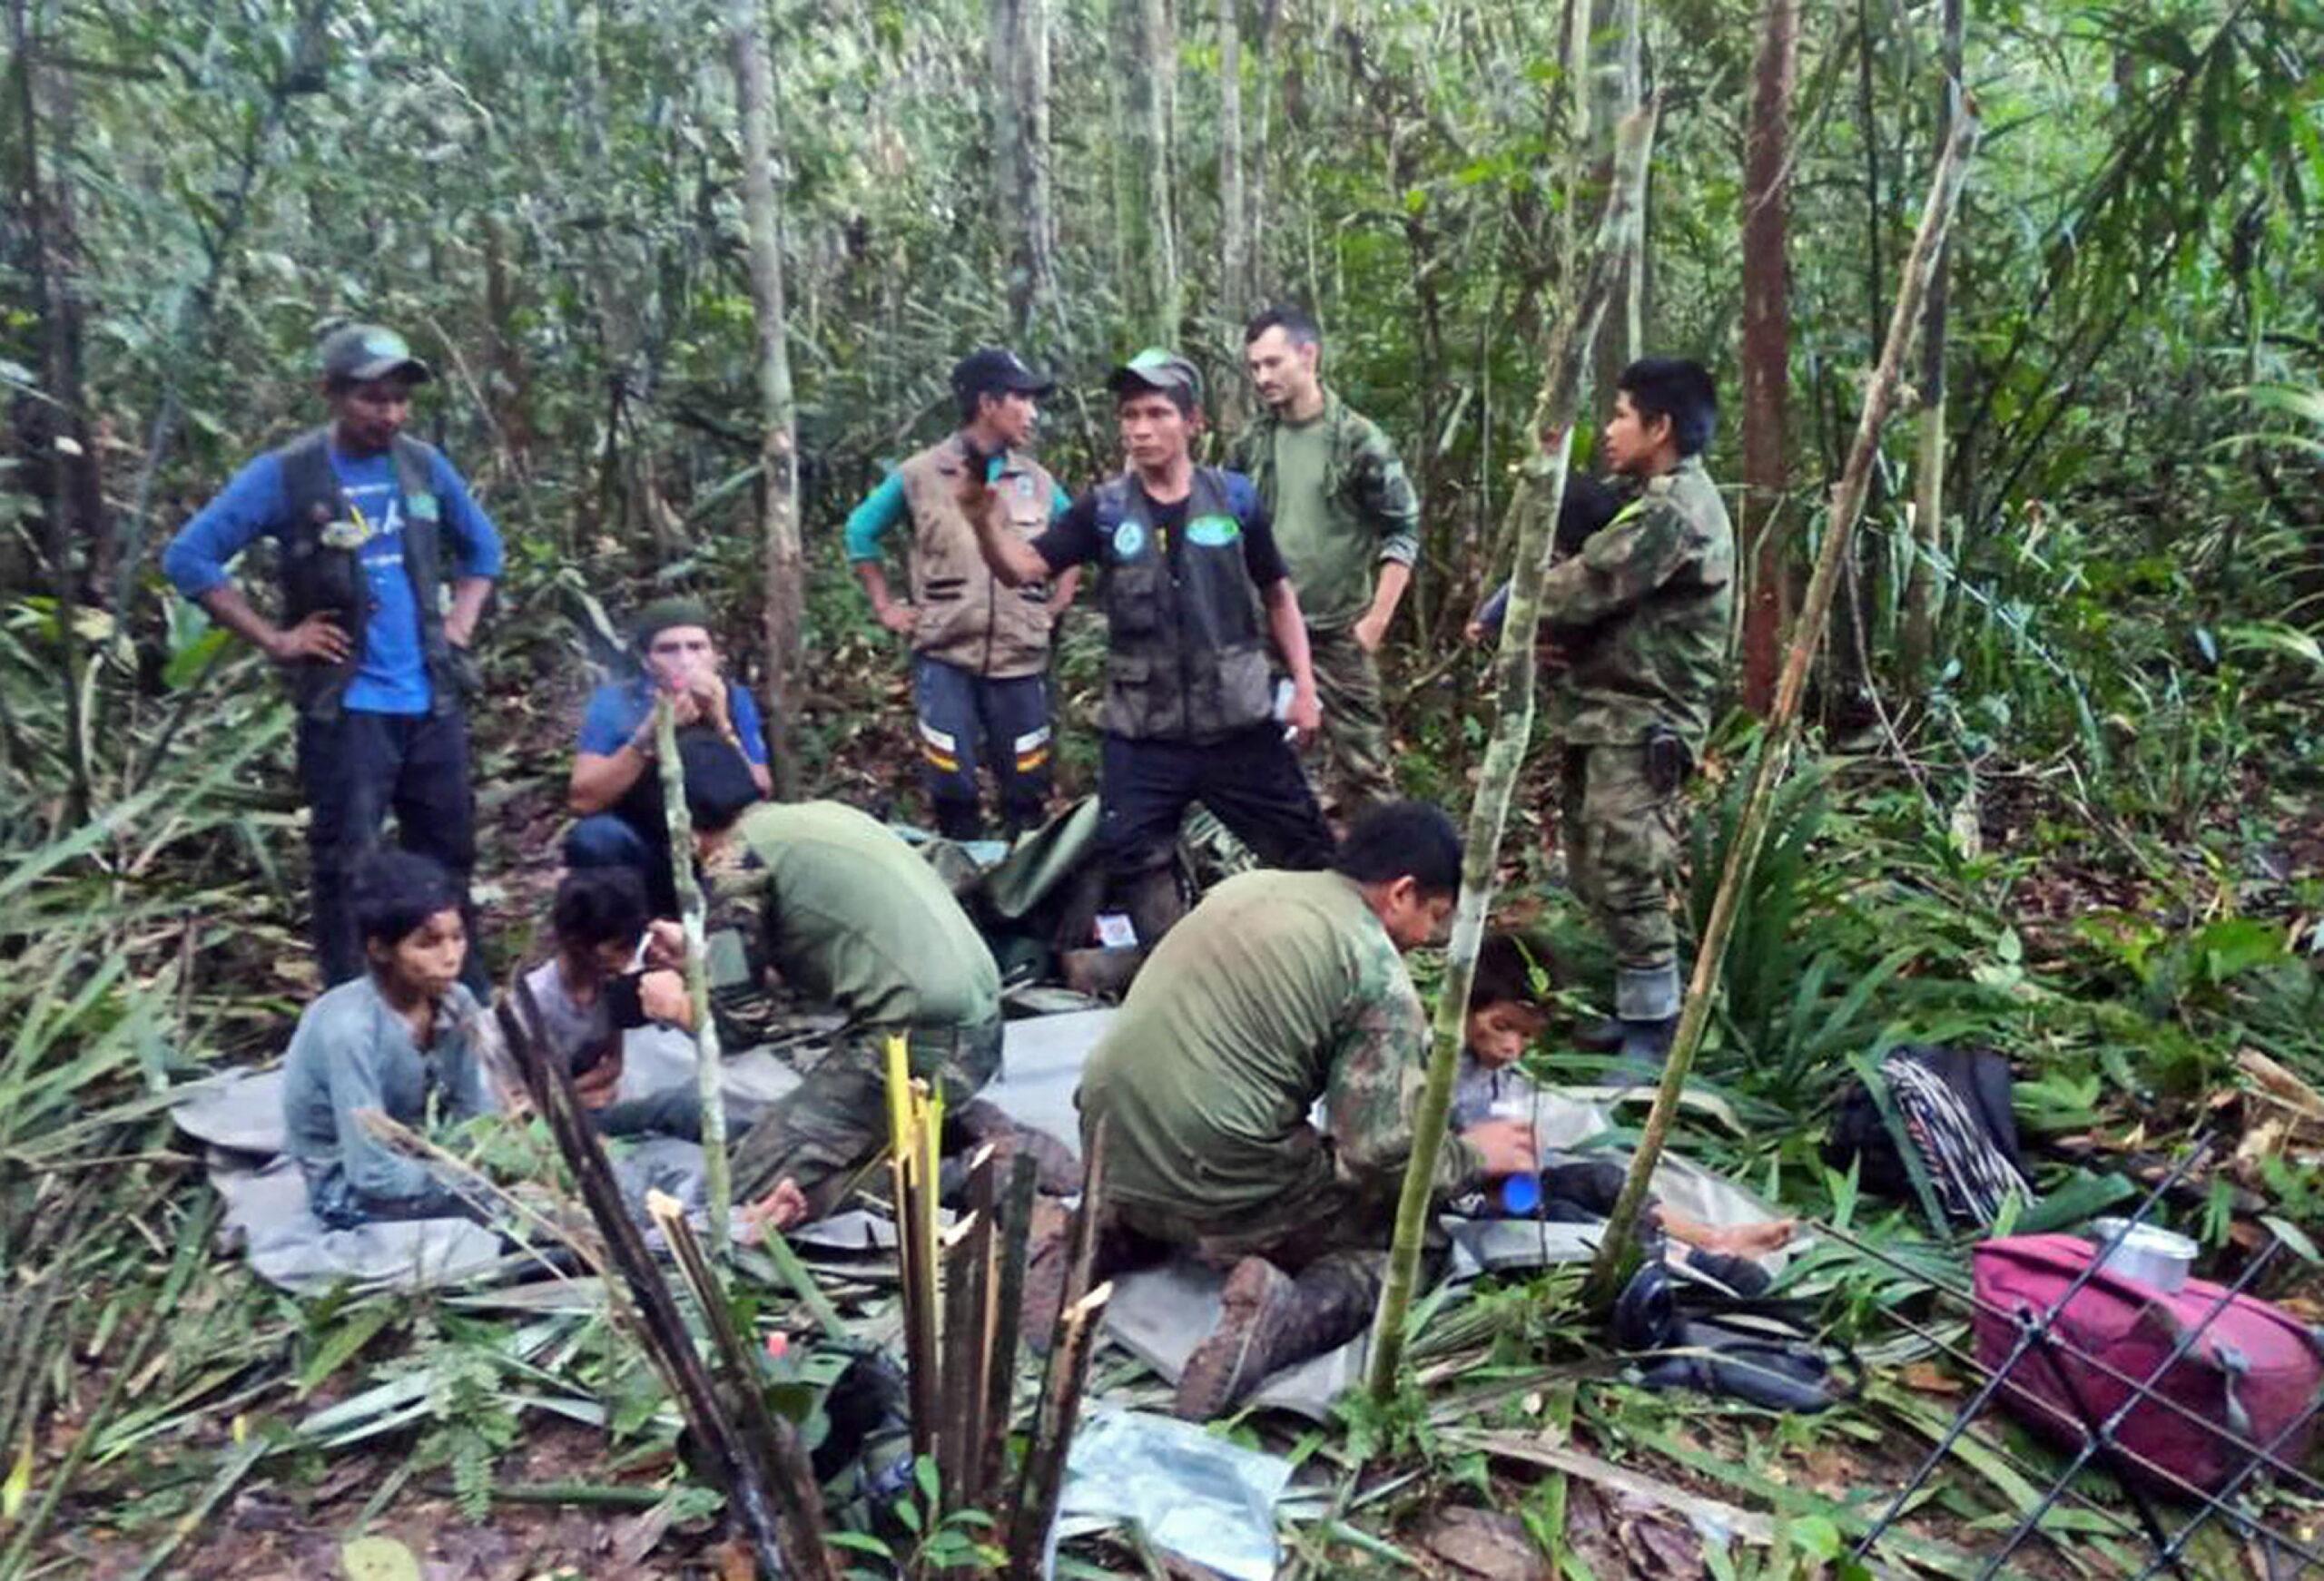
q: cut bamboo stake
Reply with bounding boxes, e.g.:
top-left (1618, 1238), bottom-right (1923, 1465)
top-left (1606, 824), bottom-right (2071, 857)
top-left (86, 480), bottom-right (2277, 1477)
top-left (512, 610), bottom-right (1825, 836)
top-left (497, 981), bottom-right (799, 1577)
top-left (981, 1152), bottom-right (1040, 1497)
top-left (1365, 101), bottom-right (1661, 1402)
top-left (1054, 1117), bottom-right (1108, 1352)
top-left (887, 1036), bottom-right (942, 1463)
top-left (938, 1211), bottom-right (986, 1509)
top-left (1582, 111), bottom-right (1980, 1310)
top-left (654, 694), bottom-right (732, 1252)
top-left (1007, 1282), bottom-right (1115, 1578)
top-left (647, 1190), bottom-right (841, 1581)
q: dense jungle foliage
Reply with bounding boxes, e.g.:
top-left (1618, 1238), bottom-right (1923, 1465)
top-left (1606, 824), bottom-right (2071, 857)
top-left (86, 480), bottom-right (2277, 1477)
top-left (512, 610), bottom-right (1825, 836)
top-left (1, 0), bottom-right (2320, 1574)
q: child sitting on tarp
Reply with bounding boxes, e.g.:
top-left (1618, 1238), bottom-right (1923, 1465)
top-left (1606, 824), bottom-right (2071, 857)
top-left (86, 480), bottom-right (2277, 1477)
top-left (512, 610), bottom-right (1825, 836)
top-left (1454, 933), bottom-right (1793, 1283)
top-left (281, 850), bottom-right (495, 1228)
top-left (513, 868), bottom-right (704, 1140)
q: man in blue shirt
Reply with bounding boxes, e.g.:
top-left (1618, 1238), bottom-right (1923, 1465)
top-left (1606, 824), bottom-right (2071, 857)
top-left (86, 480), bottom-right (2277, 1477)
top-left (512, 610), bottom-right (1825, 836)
top-left (566, 597), bottom-right (772, 911)
top-left (162, 323), bottom-right (503, 992)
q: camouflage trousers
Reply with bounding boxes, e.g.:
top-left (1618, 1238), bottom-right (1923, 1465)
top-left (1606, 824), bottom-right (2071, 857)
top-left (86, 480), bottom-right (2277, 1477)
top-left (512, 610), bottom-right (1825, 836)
top-left (1306, 625), bottom-right (1397, 822)
top-left (730, 1015), bottom-right (1004, 1217)
top-left (1559, 742), bottom-right (1686, 977)
top-left (1098, 1174), bottom-right (1399, 1318)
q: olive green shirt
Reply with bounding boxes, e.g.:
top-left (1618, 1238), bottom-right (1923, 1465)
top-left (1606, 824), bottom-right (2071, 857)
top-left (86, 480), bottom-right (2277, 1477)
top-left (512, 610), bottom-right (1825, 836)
top-left (1229, 390), bottom-right (1421, 633)
top-left (709, 800), bottom-right (1000, 1031)
top-left (1078, 870), bottom-right (1482, 1219)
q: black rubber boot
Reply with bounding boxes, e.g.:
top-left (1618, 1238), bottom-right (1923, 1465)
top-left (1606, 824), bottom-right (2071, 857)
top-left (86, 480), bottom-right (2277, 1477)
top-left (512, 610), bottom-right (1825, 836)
top-left (1617, 1015), bottom-right (1679, 1072)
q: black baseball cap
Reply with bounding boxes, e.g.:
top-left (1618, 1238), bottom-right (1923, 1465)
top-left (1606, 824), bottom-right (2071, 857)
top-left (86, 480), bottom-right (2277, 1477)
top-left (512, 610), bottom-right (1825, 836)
top-left (1106, 348), bottom-right (1202, 403)
top-left (950, 347), bottom-right (1054, 401)
top-left (320, 323), bottom-right (432, 387)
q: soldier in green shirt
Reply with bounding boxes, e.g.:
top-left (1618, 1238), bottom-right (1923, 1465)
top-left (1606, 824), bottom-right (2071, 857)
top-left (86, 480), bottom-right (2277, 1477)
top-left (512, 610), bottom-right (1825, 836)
top-left (1071, 801), bottom-right (1539, 1419)
top-left (1539, 358), bottom-right (1734, 1067)
top-left (641, 740), bottom-right (1006, 1233)
top-left (1232, 305), bottom-right (1422, 821)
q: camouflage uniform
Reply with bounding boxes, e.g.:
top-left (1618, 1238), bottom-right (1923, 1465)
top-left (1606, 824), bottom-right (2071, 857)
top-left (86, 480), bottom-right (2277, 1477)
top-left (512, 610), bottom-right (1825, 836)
top-left (1078, 869), bottom-right (1481, 1261)
top-left (1230, 392), bottom-right (1420, 821)
top-left (1538, 457), bottom-right (1734, 1019)
top-left (698, 801), bottom-right (1005, 1217)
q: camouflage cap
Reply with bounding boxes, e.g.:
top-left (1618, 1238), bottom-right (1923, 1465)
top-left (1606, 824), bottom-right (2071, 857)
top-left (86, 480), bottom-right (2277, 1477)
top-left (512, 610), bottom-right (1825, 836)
top-left (1106, 348), bottom-right (1202, 404)
top-left (320, 323), bottom-right (432, 387)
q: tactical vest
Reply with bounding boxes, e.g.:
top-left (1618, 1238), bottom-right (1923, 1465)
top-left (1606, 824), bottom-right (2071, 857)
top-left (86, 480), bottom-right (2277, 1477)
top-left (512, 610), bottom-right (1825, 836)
top-left (274, 427), bottom-right (459, 721)
top-left (1093, 467), bottom-right (1275, 742)
top-left (894, 436), bottom-right (1059, 678)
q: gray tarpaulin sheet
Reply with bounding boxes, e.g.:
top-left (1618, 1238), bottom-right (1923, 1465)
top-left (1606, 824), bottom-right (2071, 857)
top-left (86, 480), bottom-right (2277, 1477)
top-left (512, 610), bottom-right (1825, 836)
top-left (173, 1032), bottom-right (803, 1294)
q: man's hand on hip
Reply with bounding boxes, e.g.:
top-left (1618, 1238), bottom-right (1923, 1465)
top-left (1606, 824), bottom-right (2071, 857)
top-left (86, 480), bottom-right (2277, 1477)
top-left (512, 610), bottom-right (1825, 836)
top-left (268, 611), bottom-right (351, 664)
top-left (1352, 610), bottom-right (1390, 653)
top-left (875, 601), bottom-right (917, 636)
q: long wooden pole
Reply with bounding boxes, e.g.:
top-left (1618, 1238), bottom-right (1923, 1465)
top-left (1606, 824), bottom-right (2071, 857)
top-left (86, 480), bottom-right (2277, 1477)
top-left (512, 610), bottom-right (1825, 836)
top-left (1583, 113), bottom-right (1981, 1310)
top-left (1364, 103), bottom-right (1659, 1402)
top-left (655, 695), bottom-right (731, 1252)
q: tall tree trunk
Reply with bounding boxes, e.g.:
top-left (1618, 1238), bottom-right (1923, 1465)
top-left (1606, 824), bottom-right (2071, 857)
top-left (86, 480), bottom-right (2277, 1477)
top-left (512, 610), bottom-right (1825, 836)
top-left (1584, 115), bottom-right (1978, 1312)
top-left (1215, 0), bottom-right (1246, 427)
top-left (1247, 0), bottom-right (1279, 298)
top-left (730, 0), bottom-right (803, 798)
top-left (1586, 0), bottom-right (1642, 421)
top-left (991, 0), bottom-right (1056, 343)
top-left (1114, 0), bottom-right (1179, 345)
top-left (1827, 0), bottom-right (1886, 724)
top-left (8, 0), bottom-right (102, 823)
top-left (1899, 0), bottom-right (1964, 693)
top-left (1738, 0), bottom-right (1800, 716)
top-left (1218, 0), bottom-right (1246, 312)
top-left (1368, 103), bottom-right (1659, 1402)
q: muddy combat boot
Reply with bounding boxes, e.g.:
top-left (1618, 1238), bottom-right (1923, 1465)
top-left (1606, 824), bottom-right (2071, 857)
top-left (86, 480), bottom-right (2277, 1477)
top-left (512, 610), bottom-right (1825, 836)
top-left (1609, 964), bottom-right (1681, 1075)
top-left (1173, 1254), bottom-right (1379, 1420)
top-left (1571, 1016), bottom-right (1627, 1054)
top-left (1616, 1015), bottom-right (1678, 1071)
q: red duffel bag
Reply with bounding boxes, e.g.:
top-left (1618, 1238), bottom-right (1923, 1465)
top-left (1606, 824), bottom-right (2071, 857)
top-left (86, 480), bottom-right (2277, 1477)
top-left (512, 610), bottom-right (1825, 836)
top-left (1971, 1233), bottom-right (2323, 1496)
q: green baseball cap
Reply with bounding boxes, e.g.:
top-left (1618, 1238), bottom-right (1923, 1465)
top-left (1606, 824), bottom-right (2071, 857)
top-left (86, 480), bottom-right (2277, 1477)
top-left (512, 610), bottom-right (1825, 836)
top-left (1106, 348), bottom-right (1202, 403)
top-left (320, 323), bottom-right (433, 387)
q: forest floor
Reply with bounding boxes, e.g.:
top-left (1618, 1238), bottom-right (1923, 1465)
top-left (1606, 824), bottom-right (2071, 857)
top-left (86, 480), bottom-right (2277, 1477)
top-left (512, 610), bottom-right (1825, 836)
top-left (15, 595), bottom-right (2324, 1581)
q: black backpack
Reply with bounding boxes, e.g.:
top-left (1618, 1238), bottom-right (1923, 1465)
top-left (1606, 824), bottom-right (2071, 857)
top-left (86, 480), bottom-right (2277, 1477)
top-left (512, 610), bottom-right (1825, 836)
top-left (1825, 1044), bottom-right (2031, 1227)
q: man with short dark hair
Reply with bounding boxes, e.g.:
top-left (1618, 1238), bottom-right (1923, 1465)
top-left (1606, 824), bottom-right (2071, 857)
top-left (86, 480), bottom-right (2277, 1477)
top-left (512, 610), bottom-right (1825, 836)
top-left (163, 324), bottom-right (503, 992)
top-left (1069, 800), bottom-right (1540, 1418)
top-left (845, 349), bottom-right (1078, 839)
top-left (1233, 305), bottom-right (1421, 821)
top-left (959, 349), bottom-right (1334, 948)
top-left (566, 597), bottom-right (771, 909)
top-left (1542, 357), bottom-right (1734, 1066)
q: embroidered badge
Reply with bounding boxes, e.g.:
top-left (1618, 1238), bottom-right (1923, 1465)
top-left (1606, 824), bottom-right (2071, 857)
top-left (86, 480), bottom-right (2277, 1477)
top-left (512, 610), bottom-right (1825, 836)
top-left (1186, 514), bottom-right (1240, 547)
top-left (318, 519), bottom-right (369, 550)
top-left (409, 494), bottom-right (440, 522)
top-left (1112, 520), bottom-right (1147, 559)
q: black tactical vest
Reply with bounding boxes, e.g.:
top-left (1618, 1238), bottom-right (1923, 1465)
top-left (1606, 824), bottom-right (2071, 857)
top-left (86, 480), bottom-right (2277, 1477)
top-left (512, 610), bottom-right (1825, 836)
top-left (274, 427), bottom-right (458, 721)
top-left (1093, 466), bottom-right (1275, 742)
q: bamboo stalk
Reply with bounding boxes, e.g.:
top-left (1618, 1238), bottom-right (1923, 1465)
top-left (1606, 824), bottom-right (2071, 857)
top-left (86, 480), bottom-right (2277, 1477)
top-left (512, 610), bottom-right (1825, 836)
top-left (653, 694), bottom-right (731, 1253)
top-left (1051, 1118), bottom-right (1108, 1358)
top-left (981, 1152), bottom-right (1039, 1498)
top-left (1006, 1282), bottom-right (1114, 1578)
top-left (1365, 102), bottom-right (1661, 1402)
top-left (1582, 113), bottom-right (1981, 1309)
top-left (498, 982), bottom-right (802, 1577)
top-left (938, 1211), bottom-right (986, 1511)
top-left (887, 1039), bottom-right (942, 1464)
top-left (647, 1191), bottom-right (840, 1581)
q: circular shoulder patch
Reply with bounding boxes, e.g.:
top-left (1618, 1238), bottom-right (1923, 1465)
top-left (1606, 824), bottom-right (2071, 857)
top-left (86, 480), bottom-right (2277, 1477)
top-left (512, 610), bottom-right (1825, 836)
top-left (1112, 520), bottom-right (1147, 559)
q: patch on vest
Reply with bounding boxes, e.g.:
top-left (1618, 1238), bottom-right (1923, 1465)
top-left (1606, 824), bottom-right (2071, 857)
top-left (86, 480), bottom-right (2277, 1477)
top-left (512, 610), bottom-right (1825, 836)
top-left (408, 493), bottom-right (439, 522)
top-left (1186, 514), bottom-right (1240, 547)
top-left (1111, 520), bottom-right (1147, 559)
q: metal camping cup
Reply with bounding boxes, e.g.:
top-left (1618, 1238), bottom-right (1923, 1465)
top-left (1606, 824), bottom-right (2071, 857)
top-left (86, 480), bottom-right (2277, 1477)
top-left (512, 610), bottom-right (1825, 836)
top-left (2089, 1216), bottom-right (2197, 1293)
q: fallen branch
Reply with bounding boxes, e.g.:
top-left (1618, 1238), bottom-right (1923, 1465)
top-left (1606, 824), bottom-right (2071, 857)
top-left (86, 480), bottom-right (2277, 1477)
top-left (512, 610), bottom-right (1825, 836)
top-left (655, 693), bottom-right (733, 1252)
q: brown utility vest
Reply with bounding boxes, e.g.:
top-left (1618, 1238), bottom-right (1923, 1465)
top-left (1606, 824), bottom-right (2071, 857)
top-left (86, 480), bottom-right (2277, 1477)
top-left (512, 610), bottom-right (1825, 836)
top-left (1092, 466), bottom-right (1275, 742)
top-left (894, 434), bottom-right (1059, 679)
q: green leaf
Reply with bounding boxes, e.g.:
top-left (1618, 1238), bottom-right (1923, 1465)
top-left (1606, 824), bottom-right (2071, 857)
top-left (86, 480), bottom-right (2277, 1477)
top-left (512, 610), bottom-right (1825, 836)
top-left (340, 1536), bottom-right (422, 1581)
